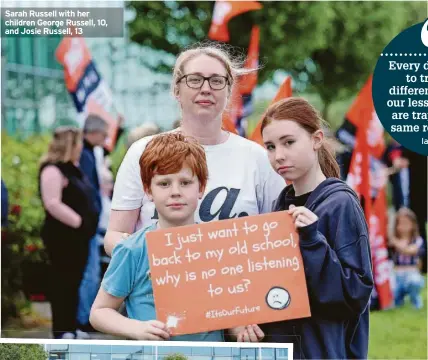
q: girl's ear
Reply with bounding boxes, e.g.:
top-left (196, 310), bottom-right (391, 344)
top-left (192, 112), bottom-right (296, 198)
top-left (312, 130), bottom-right (324, 151)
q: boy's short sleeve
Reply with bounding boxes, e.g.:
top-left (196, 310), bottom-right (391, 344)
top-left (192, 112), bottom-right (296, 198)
top-left (101, 241), bottom-right (140, 298)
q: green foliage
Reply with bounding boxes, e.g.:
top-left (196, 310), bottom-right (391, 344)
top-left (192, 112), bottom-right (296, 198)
top-left (1, 133), bottom-right (50, 243)
top-left (1, 133), bottom-right (51, 324)
top-left (0, 344), bottom-right (47, 360)
top-left (127, 1), bottom-right (426, 113)
top-left (163, 353), bottom-right (189, 360)
top-left (110, 131), bottom-right (128, 177)
top-left (307, 1), bottom-right (426, 111)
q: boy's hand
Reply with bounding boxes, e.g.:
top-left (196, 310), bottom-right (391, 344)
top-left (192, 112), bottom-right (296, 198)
top-left (131, 320), bottom-right (170, 340)
top-left (236, 325), bottom-right (265, 342)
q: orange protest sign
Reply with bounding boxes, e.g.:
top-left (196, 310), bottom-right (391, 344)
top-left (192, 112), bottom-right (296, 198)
top-left (146, 211), bottom-right (311, 335)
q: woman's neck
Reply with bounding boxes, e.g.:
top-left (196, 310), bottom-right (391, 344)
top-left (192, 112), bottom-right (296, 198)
top-left (180, 115), bottom-right (228, 145)
top-left (293, 163), bottom-right (326, 196)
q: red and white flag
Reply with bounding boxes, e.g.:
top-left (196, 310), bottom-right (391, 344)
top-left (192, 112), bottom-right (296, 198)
top-left (208, 0), bottom-right (262, 42)
top-left (56, 37), bottom-right (119, 152)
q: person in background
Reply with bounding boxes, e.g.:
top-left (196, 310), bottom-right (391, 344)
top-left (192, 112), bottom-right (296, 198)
top-left (1, 179), bottom-right (9, 228)
top-left (390, 207), bottom-right (425, 309)
top-left (98, 162), bottom-right (115, 278)
top-left (39, 127), bottom-right (98, 339)
top-left (401, 148), bottom-right (427, 273)
top-left (77, 115), bottom-right (108, 335)
top-left (383, 138), bottom-right (410, 210)
top-left (126, 123), bottom-right (161, 150)
top-left (260, 97), bottom-right (373, 359)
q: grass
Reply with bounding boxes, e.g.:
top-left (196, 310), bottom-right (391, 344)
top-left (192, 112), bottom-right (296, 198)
top-left (369, 277), bottom-right (427, 359)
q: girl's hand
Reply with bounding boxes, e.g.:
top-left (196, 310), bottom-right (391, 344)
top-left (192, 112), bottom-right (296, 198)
top-left (237, 325), bottom-right (264, 342)
top-left (131, 319), bottom-right (170, 341)
top-left (288, 205), bottom-right (318, 228)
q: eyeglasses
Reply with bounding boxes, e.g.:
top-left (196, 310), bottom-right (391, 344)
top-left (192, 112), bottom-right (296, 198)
top-left (177, 74), bottom-right (229, 90)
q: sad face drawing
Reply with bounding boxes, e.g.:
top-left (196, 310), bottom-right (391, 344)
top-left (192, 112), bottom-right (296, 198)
top-left (266, 287), bottom-right (291, 310)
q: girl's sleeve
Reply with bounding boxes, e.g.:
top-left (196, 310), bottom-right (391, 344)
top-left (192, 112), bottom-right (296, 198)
top-left (298, 193), bottom-right (374, 319)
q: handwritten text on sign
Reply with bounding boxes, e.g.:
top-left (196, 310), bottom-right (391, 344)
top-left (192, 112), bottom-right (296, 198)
top-left (146, 211), bottom-right (311, 335)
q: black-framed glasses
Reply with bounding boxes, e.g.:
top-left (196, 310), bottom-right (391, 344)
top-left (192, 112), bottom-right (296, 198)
top-left (177, 74), bottom-right (229, 90)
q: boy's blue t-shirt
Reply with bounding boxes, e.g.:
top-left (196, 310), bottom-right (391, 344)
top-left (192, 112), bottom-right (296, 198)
top-left (102, 224), bottom-right (224, 342)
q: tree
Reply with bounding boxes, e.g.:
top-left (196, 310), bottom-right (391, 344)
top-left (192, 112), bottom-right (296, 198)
top-left (127, 1), bottom-right (425, 119)
top-left (163, 353), bottom-right (189, 360)
top-left (305, 1), bottom-right (425, 118)
top-left (0, 344), bottom-right (47, 360)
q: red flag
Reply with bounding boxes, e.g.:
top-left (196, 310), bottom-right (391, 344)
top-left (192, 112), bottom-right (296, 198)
top-left (346, 123), bottom-right (371, 220)
top-left (222, 112), bottom-right (239, 134)
top-left (222, 82), bottom-right (242, 134)
top-left (208, 1), bottom-right (262, 42)
top-left (347, 76), bottom-right (385, 159)
top-left (55, 37), bottom-right (92, 92)
top-left (249, 76), bottom-right (292, 146)
top-left (239, 25), bottom-right (260, 95)
top-left (347, 110), bottom-right (393, 310)
top-left (369, 188), bottom-right (394, 310)
top-left (56, 37), bottom-right (119, 150)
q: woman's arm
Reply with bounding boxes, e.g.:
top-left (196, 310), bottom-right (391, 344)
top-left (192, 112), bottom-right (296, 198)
top-left (40, 165), bottom-right (81, 228)
top-left (104, 209), bottom-right (140, 256)
top-left (90, 288), bottom-right (169, 340)
top-left (106, 138), bottom-right (150, 256)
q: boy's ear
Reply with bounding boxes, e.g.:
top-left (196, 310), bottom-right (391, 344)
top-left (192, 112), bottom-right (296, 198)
top-left (312, 130), bottom-right (324, 151)
top-left (145, 187), bottom-right (153, 201)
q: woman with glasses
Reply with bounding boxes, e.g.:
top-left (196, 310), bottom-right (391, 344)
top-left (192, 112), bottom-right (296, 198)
top-left (39, 127), bottom-right (99, 339)
top-left (102, 44), bottom-right (285, 342)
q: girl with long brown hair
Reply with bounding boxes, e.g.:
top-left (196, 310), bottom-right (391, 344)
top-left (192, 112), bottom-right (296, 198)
top-left (260, 97), bottom-right (374, 359)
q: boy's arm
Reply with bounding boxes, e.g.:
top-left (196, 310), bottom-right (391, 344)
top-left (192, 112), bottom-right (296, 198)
top-left (90, 288), bottom-right (170, 340)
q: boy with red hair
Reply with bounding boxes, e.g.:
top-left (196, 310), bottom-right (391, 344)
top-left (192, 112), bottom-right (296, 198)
top-left (90, 133), bottom-right (263, 342)
top-left (90, 132), bottom-right (221, 341)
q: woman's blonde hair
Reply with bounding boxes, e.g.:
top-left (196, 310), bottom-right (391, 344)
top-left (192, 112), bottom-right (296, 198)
top-left (40, 126), bottom-right (82, 165)
top-left (171, 42), bottom-right (257, 98)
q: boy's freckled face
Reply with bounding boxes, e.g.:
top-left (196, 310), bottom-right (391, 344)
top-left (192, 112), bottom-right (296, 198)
top-left (148, 166), bottom-right (203, 226)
